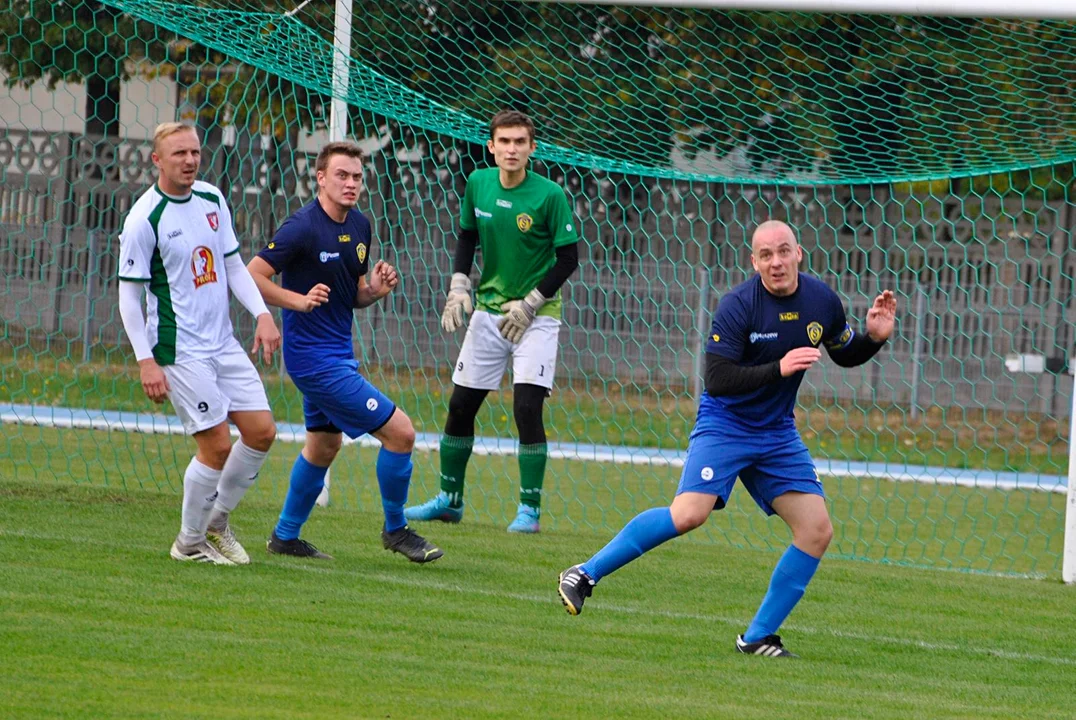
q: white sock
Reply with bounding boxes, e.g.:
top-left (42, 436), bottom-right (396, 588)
top-left (179, 457), bottom-right (222, 546)
top-left (214, 440), bottom-right (268, 515)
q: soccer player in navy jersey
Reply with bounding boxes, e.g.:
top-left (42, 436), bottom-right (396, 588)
top-left (247, 141), bottom-right (442, 564)
top-left (558, 220), bottom-right (897, 657)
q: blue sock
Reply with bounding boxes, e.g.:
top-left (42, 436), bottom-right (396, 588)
top-left (580, 507), bottom-right (679, 582)
top-left (274, 453), bottom-right (329, 541)
top-left (377, 447), bottom-right (412, 533)
top-left (743, 545), bottom-right (821, 643)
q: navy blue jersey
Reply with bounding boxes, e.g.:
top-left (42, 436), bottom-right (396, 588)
top-left (257, 200), bottom-right (372, 377)
top-left (700, 273), bottom-right (854, 429)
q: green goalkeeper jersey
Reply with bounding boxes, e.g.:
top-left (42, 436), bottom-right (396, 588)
top-left (460, 167), bottom-right (578, 318)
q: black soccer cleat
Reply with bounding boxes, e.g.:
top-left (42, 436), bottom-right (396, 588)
top-left (558, 565), bottom-right (595, 616)
top-left (381, 525), bottom-right (443, 563)
top-left (266, 531), bottom-right (334, 560)
top-left (735, 633), bottom-right (798, 658)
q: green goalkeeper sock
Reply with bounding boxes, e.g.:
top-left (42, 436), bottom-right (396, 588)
top-left (518, 443), bottom-right (548, 511)
top-left (439, 435), bottom-right (473, 508)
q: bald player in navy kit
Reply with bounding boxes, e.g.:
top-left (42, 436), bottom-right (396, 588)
top-left (558, 220), bottom-right (897, 658)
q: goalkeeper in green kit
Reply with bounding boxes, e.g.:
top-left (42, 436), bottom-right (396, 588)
top-left (405, 110), bottom-right (580, 533)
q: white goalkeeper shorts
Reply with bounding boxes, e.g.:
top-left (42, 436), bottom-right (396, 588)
top-left (451, 310), bottom-right (561, 391)
top-left (162, 339), bottom-right (271, 435)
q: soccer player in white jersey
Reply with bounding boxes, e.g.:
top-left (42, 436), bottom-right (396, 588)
top-left (118, 122), bottom-right (281, 566)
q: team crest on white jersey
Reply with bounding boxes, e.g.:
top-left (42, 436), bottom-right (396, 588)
top-left (206, 212), bottom-right (219, 231)
top-left (191, 246), bottom-right (218, 288)
top-left (357, 243), bottom-right (367, 262)
top-left (516, 213), bottom-right (533, 232)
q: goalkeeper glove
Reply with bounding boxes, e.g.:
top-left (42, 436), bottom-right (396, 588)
top-left (440, 272), bottom-right (474, 332)
top-left (498, 288), bottom-right (547, 344)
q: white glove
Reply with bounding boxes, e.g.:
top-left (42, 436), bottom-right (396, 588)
top-left (497, 288), bottom-right (547, 344)
top-left (441, 273), bottom-right (474, 332)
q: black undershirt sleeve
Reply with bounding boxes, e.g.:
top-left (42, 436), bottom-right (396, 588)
top-left (452, 227), bottom-right (479, 276)
top-left (704, 353), bottom-right (782, 397)
top-left (536, 242), bottom-right (580, 298)
top-left (826, 331), bottom-right (886, 367)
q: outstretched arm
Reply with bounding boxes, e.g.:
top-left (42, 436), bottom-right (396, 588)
top-left (826, 290), bottom-right (896, 368)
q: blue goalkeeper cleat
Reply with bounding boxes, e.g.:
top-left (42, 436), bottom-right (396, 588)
top-left (404, 492), bottom-right (464, 523)
top-left (507, 504), bottom-right (540, 533)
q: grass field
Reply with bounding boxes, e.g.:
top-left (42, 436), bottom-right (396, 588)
top-left (0, 349), bottom-right (1069, 474)
top-left (2, 469), bottom-right (1074, 719)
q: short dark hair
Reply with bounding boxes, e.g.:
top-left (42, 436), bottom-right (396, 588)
top-left (315, 141), bottom-right (365, 174)
top-left (489, 110), bottom-right (535, 142)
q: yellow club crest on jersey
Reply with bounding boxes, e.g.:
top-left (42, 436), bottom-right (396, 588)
top-left (267, 242), bottom-right (275, 249)
top-left (357, 243), bottom-right (367, 262)
top-left (516, 213), bottom-right (533, 233)
top-left (338, 234), bottom-right (351, 243)
top-left (806, 321), bottom-right (823, 346)
top-left (712, 334), bottom-right (720, 342)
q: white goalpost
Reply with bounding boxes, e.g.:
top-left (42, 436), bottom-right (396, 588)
top-left (322, 0), bottom-right (1076, 573)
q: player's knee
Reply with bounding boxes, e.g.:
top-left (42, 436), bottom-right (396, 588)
top-left (204, 440), bottom-right (232, 469)
top-left (244, 420), bottom-right (276, 451)
top-left (670, 502), bottom-right (710, 533)
top-left (305, 433), bottom-right (342, 466)
top-left (797, 516), bottom-right (833, 556)
top-left (513, 385), bottom-right (546, 444)
top-left (447, 386), bottom-right (484, 422)
top-left (380, 412), bottom-right (416, 453)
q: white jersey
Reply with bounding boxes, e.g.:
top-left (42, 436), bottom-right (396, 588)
top-left (118, 180), bottom-right (241, 365)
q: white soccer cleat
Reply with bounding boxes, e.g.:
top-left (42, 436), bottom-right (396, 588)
top-left (170, 538), bottom-right (236, 566)
top-left (206, 521), bottom-right (251, 565)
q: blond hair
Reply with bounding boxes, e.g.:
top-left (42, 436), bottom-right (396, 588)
top-left (153, 122), bottom-right (198, 154)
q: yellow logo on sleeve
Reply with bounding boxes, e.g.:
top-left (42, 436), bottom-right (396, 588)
top-left (357, 243), bottom-right (367, 262)
top-left (712, 334), bottom-right (720, 342)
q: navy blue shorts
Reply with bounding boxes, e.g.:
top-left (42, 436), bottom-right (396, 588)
top-left (676, 423), bottom-right (823, 516)
top-left (291, 360), bottom-right (396, 439)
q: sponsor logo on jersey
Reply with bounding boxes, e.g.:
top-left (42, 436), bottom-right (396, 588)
top-left (191, 246), bottom-right (218, 288)
top-left (749, 331), bottom-right (779, 343)
top-left (167, 229), bottom-right (183, 239)
top-left (474, 208), bottom-right (493, 219)
top-left (806, 321), bottom-right (823, 346)
top-left (516, 213), bottom-right (533, 232)
top-left (496, 199), bottom-right (513, 208)
top-left (338, 234), bottom-right (351, 243)
top-left (779, 312), bottom-right (799, 321)
top-left (319, 251), bottom-right (341, 263)
top-left (206, 212), bottom-right (219, 231)
top-left (356, 243), bottom-right (367, 262)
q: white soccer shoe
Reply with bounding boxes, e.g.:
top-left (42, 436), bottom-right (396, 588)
top-left (170, 538), bottom-right (236, 566)
top-left (206, 521), bottom-right (251, 565)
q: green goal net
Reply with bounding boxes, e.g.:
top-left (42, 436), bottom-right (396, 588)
top-left (1, 0), bottom-right (1073, 576)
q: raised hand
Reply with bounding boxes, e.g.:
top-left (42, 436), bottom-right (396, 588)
top-left (865, 289), bottom-right (897, 342)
